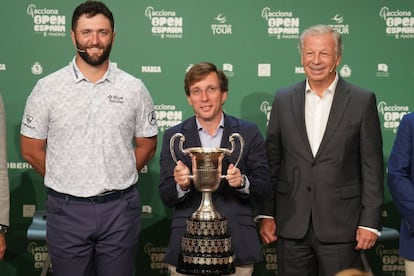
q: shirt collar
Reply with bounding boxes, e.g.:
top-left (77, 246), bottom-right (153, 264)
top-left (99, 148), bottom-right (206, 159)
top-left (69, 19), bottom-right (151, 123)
top-left (305, 73), bottom-right (339, 96)
top-left (196, 113), bottom-right (225, 132)
top-left (71, 56), bottom-right (114, 84)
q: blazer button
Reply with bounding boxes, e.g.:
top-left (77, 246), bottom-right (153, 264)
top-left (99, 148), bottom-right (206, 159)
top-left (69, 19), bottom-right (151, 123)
top-left (307, 187), bottom-right (311, 192)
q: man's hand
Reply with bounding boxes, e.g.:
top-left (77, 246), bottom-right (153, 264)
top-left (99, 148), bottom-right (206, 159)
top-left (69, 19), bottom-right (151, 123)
top-left (226, 164), bottom-right (243, 188)
top-left (174, 160), bottom-right (191, 191)
top-left (355, 227), bottom-right (378, 250)
top-left (259, 218), bottom-right (277, 244)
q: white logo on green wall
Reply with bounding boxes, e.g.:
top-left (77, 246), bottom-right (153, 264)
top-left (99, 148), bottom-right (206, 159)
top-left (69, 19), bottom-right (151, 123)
top-left (26, 4), bottom-right (66, 37)
top-left (31, 62), bottom-right (43, 75)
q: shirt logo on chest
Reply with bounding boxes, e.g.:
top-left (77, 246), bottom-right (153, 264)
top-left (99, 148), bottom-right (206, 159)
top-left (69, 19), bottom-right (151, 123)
top-left (108, 94), bottom-right (125, 104)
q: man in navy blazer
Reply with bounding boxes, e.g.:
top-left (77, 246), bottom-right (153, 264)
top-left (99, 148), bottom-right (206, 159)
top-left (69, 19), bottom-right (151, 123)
top-left (259, 25), bottom-right (384, 275)
top-left (388, 112), bottom-right (414, 276)
top-left (159, 62), bottom-right (269, 276)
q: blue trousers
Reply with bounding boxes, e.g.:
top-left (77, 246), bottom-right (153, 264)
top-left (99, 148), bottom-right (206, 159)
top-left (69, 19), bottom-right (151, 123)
top-left (46, 187), bottom-right (140, 276)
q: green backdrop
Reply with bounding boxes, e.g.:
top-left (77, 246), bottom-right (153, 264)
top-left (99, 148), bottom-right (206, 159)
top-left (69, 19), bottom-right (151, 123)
top-left (1, 0), bottom-right (413, 275)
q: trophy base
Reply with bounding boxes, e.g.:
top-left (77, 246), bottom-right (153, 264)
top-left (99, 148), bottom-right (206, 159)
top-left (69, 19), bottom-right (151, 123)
top-left (177, 217), bottom-right (235, 275)
top-left (177, 252), bottom-right (235, 275)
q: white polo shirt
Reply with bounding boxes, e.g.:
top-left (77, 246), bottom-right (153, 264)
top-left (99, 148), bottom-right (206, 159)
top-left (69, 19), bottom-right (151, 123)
top-left (21, 57), bottom-right (158, 197)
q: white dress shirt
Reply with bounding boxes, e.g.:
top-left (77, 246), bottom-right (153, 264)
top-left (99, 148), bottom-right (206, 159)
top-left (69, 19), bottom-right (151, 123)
top-left (305, 77), bottom-right (337, 156)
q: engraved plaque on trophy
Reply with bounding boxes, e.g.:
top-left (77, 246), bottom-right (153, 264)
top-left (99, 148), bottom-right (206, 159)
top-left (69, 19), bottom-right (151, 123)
top-left (170, 132), bottom-right (244, 275)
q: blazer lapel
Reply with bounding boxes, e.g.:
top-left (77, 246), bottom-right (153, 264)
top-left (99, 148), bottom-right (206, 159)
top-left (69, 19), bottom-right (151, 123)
top-left (315, 78), bottom-right (351, 159)
top-left (181, 117), bottom-right (202, 148)
top-left (221, 114), bottom-right (236, 149)
top-left (291, 82), bottom-right (314, 159)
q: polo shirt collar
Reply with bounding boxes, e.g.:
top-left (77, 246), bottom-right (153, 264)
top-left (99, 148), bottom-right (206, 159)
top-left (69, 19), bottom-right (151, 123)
top-left (71, 56), bottom-right (114, 83)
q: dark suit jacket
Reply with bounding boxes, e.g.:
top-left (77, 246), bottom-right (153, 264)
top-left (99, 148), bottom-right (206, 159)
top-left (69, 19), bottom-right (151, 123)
top-left (261, 77), bottom-right (384, 243)
top-left (159, 114), bottom-right (269, 266)
top-left (388, 112), bottom-right (414, 260)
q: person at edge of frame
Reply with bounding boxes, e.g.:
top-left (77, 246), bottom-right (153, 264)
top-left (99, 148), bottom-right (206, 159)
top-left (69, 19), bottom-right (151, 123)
top-left (388, 112), bottom-right (414, 276)
top-left (0, 92), bottom-right (10, 261)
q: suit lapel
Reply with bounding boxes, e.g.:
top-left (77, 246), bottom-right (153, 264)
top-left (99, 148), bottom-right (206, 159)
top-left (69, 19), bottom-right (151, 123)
top-left (221, 114), bottom-right (241, 166)
top-left (181, 117), bottom-right (201, 148)
top-left (315, 78), bottom-right (351, 159)
top-left (221, 114), bottom-right (237, 149)
top-left (291, 82), bottom-right (314, 159)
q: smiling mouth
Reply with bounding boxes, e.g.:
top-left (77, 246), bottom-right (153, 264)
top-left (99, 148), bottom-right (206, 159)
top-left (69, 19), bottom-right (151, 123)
top-left (310, 67), bottom-right (325, 73)
top-left (87, 47), bottom-right (101, 51)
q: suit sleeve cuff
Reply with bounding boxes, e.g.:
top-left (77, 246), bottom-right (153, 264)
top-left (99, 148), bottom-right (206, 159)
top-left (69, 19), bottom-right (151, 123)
top-left (254, 215), bottom-right (274, 223)
top-left (358, 226), bottom-right (381, 236)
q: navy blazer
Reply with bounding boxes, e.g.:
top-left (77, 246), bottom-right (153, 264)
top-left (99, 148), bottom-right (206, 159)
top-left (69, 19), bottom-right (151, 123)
top-left (388, 112), bottom-right (414, 260)
top-left (159, 114), bottom-right (269, 266)
top-left (260, 77), bottom-right (384, 243)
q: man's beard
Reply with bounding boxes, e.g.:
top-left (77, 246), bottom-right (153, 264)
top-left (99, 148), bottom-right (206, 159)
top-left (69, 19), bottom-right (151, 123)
top-left (76, 42), bottom-right (112, 66)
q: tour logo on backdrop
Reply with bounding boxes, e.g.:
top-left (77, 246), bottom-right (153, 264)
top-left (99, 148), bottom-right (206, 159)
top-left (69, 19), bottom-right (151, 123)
top-left (211, 14), bottom-right (232, 35)
top-left (328, 13), bottom-right (350, 34)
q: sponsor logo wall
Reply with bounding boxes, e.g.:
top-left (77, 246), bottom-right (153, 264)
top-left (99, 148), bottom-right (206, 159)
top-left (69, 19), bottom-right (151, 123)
top-left (0, 0), bottom-right (412, 275)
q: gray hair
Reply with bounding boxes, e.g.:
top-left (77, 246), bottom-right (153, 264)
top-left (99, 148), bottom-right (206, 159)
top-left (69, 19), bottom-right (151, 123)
top-left (298, 24), bottom-right (342, 56)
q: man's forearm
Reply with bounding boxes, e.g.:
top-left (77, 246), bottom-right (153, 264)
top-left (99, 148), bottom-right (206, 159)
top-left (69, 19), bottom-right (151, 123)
top-left (23, 152), bottom-right (46, 176)
top-left (134, 136), bottom-right (157, 171)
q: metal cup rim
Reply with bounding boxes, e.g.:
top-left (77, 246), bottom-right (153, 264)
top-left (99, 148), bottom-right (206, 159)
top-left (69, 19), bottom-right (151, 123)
top-left (185, 147), bottom-right (228, 153)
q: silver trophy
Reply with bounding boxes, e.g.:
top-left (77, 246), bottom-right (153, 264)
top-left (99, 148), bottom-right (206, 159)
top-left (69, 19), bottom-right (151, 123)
top-left (169, 132), bottom-right (244, 220)
top-left (170, 132), bottom-right (244, 275)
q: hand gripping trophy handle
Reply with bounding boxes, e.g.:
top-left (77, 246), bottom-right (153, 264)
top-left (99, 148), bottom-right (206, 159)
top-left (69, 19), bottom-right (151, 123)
top-left (170, 132), bottom-right (186, 165)
top-left (170, 132), bottom-right (244, 220)
top-left (169, 132), bottom-right (244, 172)
top-left (223, 133), bottom-right (244, 176)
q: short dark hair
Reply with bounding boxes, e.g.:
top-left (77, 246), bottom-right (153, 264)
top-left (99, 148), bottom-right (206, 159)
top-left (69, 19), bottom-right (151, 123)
top-left (72, 1), bottom-right (114, 31)
top-left (184, 62), bottom-right (228, 96)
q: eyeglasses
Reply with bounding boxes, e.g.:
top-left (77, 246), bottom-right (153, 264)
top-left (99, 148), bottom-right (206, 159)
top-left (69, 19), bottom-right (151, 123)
top-left (190, 86), bottom-right (220, 96)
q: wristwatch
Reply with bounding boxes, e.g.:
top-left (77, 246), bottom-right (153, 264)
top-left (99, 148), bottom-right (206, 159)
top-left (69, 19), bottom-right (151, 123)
top-left (237, 174), bottom-right (246, 189)
top-left (0, 225), bottom-right (8, 234)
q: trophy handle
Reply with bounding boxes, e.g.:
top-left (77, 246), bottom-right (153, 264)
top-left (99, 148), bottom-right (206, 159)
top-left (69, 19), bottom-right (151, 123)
top-left (170, 132), bottom-right (186, 164)
top-left (220, 133), bottom-right (244, 179)
top-left (227, 133), bottom-right (244, 168)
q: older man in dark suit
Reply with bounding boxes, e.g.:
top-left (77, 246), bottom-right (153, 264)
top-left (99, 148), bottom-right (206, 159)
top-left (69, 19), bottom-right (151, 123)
top-left (388, 112), bottom-right (414, 276)
top-left (259, 25), bottom-right (384, 275)
top-left (159, 62), bottom-right (269, 276)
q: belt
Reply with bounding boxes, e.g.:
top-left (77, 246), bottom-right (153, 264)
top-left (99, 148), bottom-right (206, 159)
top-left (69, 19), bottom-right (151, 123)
top-left (47, 185), bottom-right (135, 203)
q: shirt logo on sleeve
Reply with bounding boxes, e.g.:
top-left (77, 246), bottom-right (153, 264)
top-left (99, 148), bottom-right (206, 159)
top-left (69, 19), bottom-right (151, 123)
top-left (23, 115), bottom-right (35, 129)
top-left (148, 111), bottom-right (157, 126)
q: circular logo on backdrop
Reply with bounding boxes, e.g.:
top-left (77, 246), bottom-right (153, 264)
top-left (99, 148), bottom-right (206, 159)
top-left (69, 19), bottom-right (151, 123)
top-left (31, 62), bottom-right (43, 75)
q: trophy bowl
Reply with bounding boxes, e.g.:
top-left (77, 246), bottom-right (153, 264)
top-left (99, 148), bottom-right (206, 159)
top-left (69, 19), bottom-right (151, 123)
top-left (186, 147), bottom-right (225, 193)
